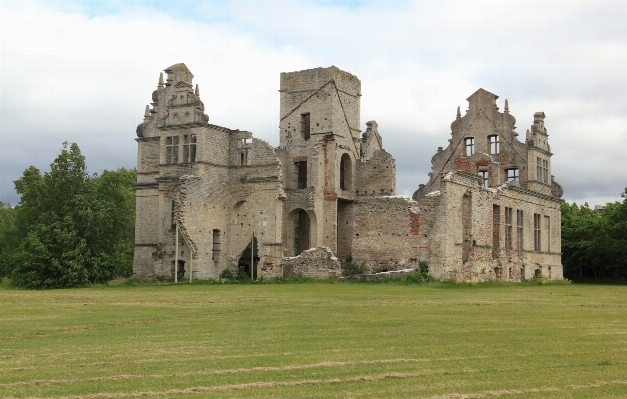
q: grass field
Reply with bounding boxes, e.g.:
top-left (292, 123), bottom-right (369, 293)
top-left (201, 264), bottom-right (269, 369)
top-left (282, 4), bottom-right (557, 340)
top-left (1, 280), bottom-right (626, 398)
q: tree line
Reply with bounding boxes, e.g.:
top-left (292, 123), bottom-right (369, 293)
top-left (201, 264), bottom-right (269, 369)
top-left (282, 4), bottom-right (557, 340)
top-left (0, 142), bottom-right (625, 287)
top-left (561, 192), bottom-right (627, 281)
top-left (0, 143), bottom-right (135, 288)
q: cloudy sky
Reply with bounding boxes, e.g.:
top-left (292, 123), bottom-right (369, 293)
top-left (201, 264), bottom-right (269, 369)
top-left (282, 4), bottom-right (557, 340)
top-left (1, 0), bottom-right (626, 207)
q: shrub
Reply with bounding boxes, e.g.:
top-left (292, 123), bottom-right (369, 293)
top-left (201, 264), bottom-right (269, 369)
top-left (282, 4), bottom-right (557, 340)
top-left (219, 269), bottom-right (234, 280)
top-left (400, 262), bottom-right (434, 284)
top-left (342, 255), bottom-right (366, 276)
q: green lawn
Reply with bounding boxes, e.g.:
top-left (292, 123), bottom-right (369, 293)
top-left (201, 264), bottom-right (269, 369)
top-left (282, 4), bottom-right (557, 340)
top-left (1, 281), bottom-right (626, 398)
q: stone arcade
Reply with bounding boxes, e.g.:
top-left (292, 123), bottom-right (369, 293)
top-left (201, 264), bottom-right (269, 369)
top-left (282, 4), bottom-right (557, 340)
top-left (133, 63), bottom-right (563, 281)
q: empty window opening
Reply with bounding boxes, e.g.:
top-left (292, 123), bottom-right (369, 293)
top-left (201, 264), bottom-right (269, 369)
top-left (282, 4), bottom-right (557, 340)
top-left (495, 267), bottom-right (502, 279)
top-left (183, 134), bottom-right (196, 163)
top-left (296, 161), bottom-right (307, 189)
top-left (212, 229), bottom-right (221, 262)
top-left (479, 170), bottom-right (489, 187)
top-left (465, 138), bottom-right (474, 156)
top-left (489, 135), bottom-right (499, 154)
top-left (294, 210), bottom-right (310, 255)
top-left (492, 205), bottom-right (500, 259)
top-left (535, 268), bottom-right (541, 278)
top-left (536, 157), bottom-right (541, 183)
top-left (171, 200), bottom-right (176, 230)
top-left (507, 168), bottom-right (519, 182)
top-left (301, 113), bottom-right (311, 140)
top-left (534, 213), bottom-right (541, 251)
top-left (537, 158), bottom-right (549, 184)
top-left (237, 139), bottom-right (250, 166)
top-left (505, 207), bottom-right (513, 253)
top-left (544, 215), bottom-right (550, 253)
top-left (462, 194), bottom-right (472, 263)
top-left (339, 153), bottom-right (352, 191)
top-left (166, 136), bottom-right (179, 164)
top-left (517, 209), bottom-right (524, 258)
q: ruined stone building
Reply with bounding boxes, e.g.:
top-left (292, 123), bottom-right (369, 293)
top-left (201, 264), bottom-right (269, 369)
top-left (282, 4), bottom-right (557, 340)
top-left (133, 63), bottom-right (563, 281)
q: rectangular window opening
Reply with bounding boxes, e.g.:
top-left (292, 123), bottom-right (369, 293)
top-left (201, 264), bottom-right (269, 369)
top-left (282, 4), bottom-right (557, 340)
top-left (505, 207), bottom-right (513, 253)
top-left (301, 113), bottom-right (311, 140)
top-left (545, 215), bottom-right (550, 253)
top-left (479, 170), bottom-right (489, 187)
top-left (517, 209), bottom-right (523, 258)
top-left (534, 213), bottom-right (541, 252)
top-left (492, 204), bottom-right (500, 259)
top-left (212, 229), bottom-right (221, 262)
top-left (489, 135), bottom-right (499, 154)
top-left (465, 137), bottom-right (474, 156)
top-left (182, 134), bottom-right (196, 163)
top-left (171, 200), bottom-right (176, 230)
top-left (166, 136), bottom-right (179, 164)
top-left (297, 161), bottom-right (307, 189)
top-left (507, 168), bottom-right (519, 182)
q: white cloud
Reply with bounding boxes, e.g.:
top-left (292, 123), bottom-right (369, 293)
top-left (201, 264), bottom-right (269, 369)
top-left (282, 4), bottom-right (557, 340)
top-left (1, 0), bottom-right (626, 206)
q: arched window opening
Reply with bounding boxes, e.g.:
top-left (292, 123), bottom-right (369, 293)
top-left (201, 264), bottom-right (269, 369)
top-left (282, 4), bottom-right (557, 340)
top-left (339, 153), bottom-right (352, 191)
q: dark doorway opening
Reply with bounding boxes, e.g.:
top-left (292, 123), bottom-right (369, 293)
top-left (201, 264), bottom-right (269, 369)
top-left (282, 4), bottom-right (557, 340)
top-left (237, 236), bottom-right (259, 279)
top-left (294, 210), bottom-right (310, 255)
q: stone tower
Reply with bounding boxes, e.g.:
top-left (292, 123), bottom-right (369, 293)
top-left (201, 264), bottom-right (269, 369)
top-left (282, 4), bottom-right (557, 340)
top-left (276, 66), bottom-right (389, 259)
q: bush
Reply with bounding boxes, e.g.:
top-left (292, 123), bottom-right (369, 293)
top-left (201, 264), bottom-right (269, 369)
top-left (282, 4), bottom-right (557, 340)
top-left (342, 255), bottom-right (366, 276)
top-left (219, 269), bottom-right (234, 280)
top-left (400, 262), bottom-right (434, 284)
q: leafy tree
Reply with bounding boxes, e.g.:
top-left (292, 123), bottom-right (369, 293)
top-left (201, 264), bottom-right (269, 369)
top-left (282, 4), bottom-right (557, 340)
top-left (0, 202), bottom-right (22, 277)
top-left (9, 142), bottom-right (136, 288)
top-left (561, 189), bottom-right (627, 281)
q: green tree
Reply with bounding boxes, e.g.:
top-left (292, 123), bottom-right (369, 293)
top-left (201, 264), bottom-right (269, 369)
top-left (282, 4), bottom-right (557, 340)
top-left (0, 202), bottom-right (22, 277)
top-left (561, 189), bottom-right (627, 281)
top-left (10, 143), bottom-right (136, 288)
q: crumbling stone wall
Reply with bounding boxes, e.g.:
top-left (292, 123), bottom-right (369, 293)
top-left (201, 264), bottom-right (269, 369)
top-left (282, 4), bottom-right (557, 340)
top-left (351, 196), bottom-right (422, 272)
top-left (282, 247), bottom-right (341, 278)
top-left (417, 171), bottom-right (562, 281)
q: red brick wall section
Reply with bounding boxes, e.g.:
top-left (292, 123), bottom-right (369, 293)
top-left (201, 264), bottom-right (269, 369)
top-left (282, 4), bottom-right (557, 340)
top-left (454, 157), bottom-right (472, 172)
top-left (410, 212), bottom-right (420, 235)
top-left (475, 159), bottom-right (490, 166)
top-left (293, 156), bottom-right (308, 163)
top-left (324, 192), bottom-right (337, 201)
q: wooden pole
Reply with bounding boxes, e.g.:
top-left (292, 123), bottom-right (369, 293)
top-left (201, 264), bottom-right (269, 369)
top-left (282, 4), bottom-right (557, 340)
top-left (175, 223), bottom-right (179, 284)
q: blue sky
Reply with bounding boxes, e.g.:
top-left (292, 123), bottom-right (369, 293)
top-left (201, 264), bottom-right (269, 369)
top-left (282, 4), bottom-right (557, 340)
top-left (1, 0), bottom-right (626, 206)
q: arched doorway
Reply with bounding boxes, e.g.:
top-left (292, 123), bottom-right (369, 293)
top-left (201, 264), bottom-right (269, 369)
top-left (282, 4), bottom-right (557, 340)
top-left (285, 208), bottom-right (317, 256)
top-left (294, 210), bottom-right (310, 255)
top-left (237, 236), bottom-right (258, 279)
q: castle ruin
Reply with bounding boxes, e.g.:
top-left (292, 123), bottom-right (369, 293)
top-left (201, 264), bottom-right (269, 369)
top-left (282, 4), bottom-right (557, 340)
top-left (133, 63), bottom-right (563, 281)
